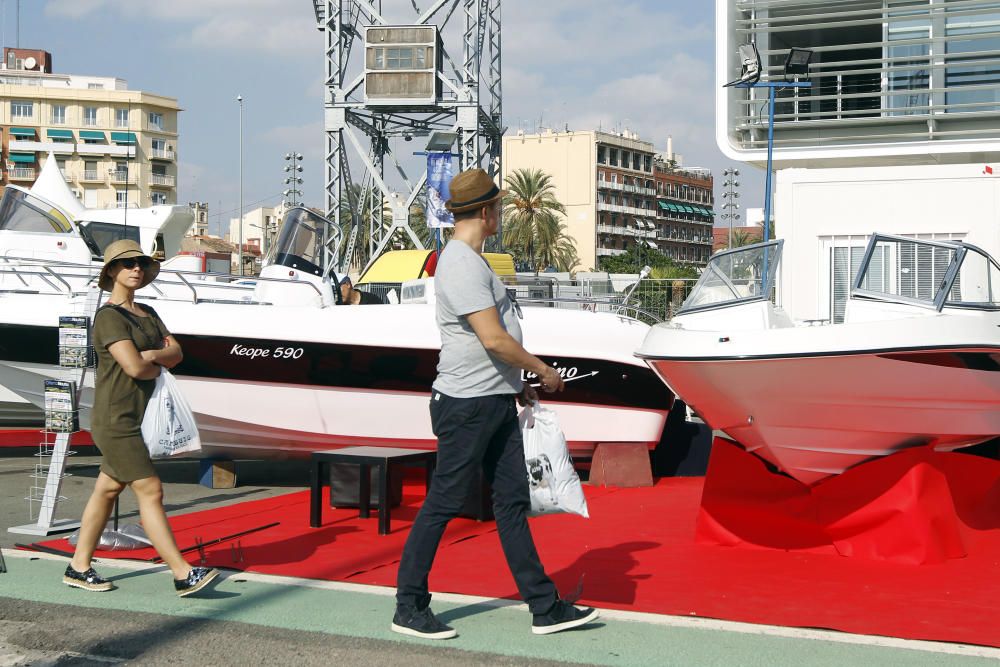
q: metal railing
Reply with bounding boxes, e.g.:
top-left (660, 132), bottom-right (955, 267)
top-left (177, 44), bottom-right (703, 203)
top-left (81, 170), bottom-right (102, 181)
top-left (0, 256), bottom-right (324, 305)
top-left (109, 172), bottom-right (137, 184)
top-left (8, 167), bottom-right (35, 180)
top-left (149, 173), bottom-right (175, 187)
top-left (150, 148), bottom-right (175, 160)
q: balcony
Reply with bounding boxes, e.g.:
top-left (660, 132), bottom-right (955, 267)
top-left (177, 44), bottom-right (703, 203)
top-left (8, 140), bottom-right (74, 155)
top-left (8, 168), bottom-right (35, 180)
top-left (149, 148), bottom-right (175, 161)
top-left (596, 248), bottom-right (627, 257)
top-left (77, 143), bottom-right (134, 157)
top-left (597, 224), bottom-right (657, 239)
top-left (149, 173), bottom-right (175, 187)
top-left (109, 171), bottom-right (137, 185)
top-left (597, 180), bottom-right (656, 197)
top-left (114, 202), bottom-right (139, 209)
top-left (80, 170), bottom-right (104, 182)
top-left (596, 201), bottom-right (657, 218)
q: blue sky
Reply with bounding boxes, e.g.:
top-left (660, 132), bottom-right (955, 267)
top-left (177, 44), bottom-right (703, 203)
top-left (22, 0), bottom-right (762, 235)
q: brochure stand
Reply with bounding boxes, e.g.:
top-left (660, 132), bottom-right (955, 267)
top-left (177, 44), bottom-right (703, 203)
top-left (9, 287), bottom-right (101, 536)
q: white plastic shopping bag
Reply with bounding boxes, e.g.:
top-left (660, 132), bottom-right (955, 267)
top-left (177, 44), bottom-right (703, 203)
top-left (520, 403), bottom-right (589, 518)
top-left (141, 370), bottom-right (201, 459)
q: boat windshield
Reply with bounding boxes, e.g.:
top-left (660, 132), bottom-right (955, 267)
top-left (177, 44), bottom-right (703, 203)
top-left (265, 207), bottom-right (341, 277)
top-left (853, 235), bottom-right (1000, 311)
top-left (678, 240), bottom-right (782, 314)
top-left (0, 188), bottom-right (73, 234)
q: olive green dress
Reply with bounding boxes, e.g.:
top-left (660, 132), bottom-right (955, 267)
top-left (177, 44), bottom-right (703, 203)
top-left (91, 304), bottom-right (171, 482)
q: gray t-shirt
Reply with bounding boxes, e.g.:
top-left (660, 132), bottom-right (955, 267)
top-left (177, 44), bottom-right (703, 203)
top-left (432, 239), bottom-right (524, 397)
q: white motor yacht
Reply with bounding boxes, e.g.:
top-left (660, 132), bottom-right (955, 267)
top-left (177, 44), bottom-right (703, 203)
top-left (637, 234), bottom-right (1000, 485)
top-left (0, 157), bottom-right (208, 426)
top-left (0, 193), bottom-right (672, 459)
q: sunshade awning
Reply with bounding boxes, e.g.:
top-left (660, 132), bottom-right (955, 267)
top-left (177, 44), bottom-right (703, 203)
top-left (78, 130), bottom-right (106, 140)
top-left (7, 153), bottom-right (35, 163)
top-left (110, 132), bottom-right (137, 144)
top-left (46, 129), bottom-right (74, 139)
top-left (9, 127), bottom-right (35, 137)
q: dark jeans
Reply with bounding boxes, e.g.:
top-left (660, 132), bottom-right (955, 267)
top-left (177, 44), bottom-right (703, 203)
top-left (395, 392), bottom-right (558, 615)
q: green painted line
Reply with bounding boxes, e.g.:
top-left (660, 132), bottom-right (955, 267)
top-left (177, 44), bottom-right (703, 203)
top-left (1, 556), bottom-right (995, 667)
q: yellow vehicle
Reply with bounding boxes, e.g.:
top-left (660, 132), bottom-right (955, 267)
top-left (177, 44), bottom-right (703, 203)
top-left (358, 249), bottom-right (514, 284)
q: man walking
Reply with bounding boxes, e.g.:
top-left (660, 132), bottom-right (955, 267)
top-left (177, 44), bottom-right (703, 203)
top-left (391, 169), bottom-right (599, 639)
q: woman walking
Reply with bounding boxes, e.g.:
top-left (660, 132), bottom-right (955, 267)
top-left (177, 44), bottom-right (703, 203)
top-left (63, 239), bottom-right (218, 597)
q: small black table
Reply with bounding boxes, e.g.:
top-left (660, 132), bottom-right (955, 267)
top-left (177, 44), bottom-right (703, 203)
top-left (310, 446), bottom-right (436, 535)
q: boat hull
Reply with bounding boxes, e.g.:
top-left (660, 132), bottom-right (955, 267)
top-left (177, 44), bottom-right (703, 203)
top-left (645, 347), bottom-right (1000, 484)
top-left (0, 293), bottom-right (671, 459)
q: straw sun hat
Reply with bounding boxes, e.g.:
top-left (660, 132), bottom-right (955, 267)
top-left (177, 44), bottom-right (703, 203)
top-left (98, 239), bottom-right (160, 291)
top-left (445, 168), bottom-right (507, 214)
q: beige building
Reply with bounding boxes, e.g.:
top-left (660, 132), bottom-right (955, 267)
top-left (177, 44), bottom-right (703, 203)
top-left (187, 201), bottom-right (209, 237)
top-left (0, 47), bottom-right (179, 210)
top-left (228, 205), bottom-right (284, 274)
top-left (503, 129), bottom-right (713, 271)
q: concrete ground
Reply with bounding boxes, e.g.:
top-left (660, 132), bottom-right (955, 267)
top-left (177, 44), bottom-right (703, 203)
top-left (2, 447), bottom-right (999, 666)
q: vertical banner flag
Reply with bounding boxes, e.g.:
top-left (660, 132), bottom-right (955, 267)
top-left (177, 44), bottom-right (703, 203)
top-left (426, 152), bottom-right (455, 229)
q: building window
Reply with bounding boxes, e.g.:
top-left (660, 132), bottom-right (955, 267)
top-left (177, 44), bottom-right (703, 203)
top-left (115, 108), bottom-right (129, 128)
top-left (621, 151), bottom-right (630, 169)
top-left (50, 105), bottom-right (66, 124)
top-left (151, 192), bottom-right (167, 205)
top-left (87, 82), bottom-right (104, 90)
top-left (609, 148), bottom-right (618, 166)
top-left (151, 164), bottom-right (167, 177)
top-left (148, 112), bottom-right (163, 130)
top-left (151, 138), bottom-right (167, 153)
top-left (643, 155), bottom-right (652, 172)
top-left (83, 106), bottom-right (98, 126)
top-left (597, 146), bottom-right (606, 164)
top-left (10, 100), bottom-right (32, 118)
top-left (116, 189), bottom-right (130, 208)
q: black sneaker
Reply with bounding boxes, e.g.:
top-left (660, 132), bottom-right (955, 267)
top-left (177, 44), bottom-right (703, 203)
top-left (390, 605), bottom-right (457, 640)
top-left (174, 567), bottom-right (220, 597)
top-left (63, 564), bottom-right (113, 592)
top-left (531, 599), bottom-right (600, 635)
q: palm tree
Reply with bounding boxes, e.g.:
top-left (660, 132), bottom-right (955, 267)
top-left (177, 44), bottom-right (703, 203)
top-left (502, 168), bottom-right (575, 273)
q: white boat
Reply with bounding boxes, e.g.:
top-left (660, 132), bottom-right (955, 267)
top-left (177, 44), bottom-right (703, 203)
top-left (0, 191), bottom-right (672, 459)
top-left (0, 156), bottom-right (206, 426)
top-left (637, 234), bottom-right (1000, 485)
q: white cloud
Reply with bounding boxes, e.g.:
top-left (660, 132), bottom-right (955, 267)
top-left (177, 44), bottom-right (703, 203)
top-left (45, 0), bottom-right (318, 54)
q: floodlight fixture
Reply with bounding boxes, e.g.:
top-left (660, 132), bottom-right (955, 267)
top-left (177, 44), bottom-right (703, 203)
top-left (425, 131), bottom-right (458, 152)
top-left (784, 48), bottom-right (813, 76)
top-left (724, 42), bottom-right (761, 87)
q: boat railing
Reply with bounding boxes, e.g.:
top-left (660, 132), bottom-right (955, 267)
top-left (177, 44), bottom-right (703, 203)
top-left (514, 295), bottom-right (663, 324)
top-left (0, 256), bottom-right (325, 304)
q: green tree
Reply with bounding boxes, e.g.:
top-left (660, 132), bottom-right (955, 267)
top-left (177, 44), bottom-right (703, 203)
top-left (597, 245), bottom-right (699, 279)
top-left (501, 168), bottom-right (577, 273)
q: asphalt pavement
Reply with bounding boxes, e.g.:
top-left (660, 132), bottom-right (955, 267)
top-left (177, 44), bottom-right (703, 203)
top-left (2, 447), bottom-right (999, 666)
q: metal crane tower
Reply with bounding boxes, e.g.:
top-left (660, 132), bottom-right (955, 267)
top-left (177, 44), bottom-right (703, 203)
top-left (311, 1), bottom-right (503, 272)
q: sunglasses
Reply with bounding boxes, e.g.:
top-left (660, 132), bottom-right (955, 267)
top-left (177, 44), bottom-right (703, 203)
top-left (116, 257), bottom-right (152, 271)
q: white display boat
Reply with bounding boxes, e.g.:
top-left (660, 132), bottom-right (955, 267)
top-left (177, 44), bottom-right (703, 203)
top-left (0, 188), bottom-right (672, 459)
top-left (637, 234), bottom-right (1000, 485)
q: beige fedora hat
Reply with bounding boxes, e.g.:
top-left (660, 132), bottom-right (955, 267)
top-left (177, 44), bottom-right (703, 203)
top-left (98, 239), bottom-right (160, 291)
top-left (445, 168), bottom-right (507, 214)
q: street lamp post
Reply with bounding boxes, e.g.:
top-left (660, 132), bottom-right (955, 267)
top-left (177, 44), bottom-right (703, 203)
top-left (721, 168), bottom-right (740, 248)
top-left (237, 94), bottom-right (244, 276)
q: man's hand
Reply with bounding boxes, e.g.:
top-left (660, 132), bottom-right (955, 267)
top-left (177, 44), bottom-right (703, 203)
top-left (140, 349), bottom-right (157, 363)
top-left (517, 383), bottom-right (539, 407)
top-left (537, 366), bottom-right (565, 393)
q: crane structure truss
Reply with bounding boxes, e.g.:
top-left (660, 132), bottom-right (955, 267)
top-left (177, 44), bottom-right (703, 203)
top-left (313, 0), bottom-right (503, 273)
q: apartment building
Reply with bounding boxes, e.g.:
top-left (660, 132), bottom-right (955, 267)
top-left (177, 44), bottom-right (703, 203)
top-left (502, 129), bottom-right (714, 271)
top-left (717, 1), bottom-right (1000, 321)
top-left (0, 47), bottom-right (179, 209)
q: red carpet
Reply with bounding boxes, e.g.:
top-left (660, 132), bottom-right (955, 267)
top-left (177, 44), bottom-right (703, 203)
top-left (35, 468), bottom-right (1000, 648)
top-left (0, 429), bottom-right (94, 448)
